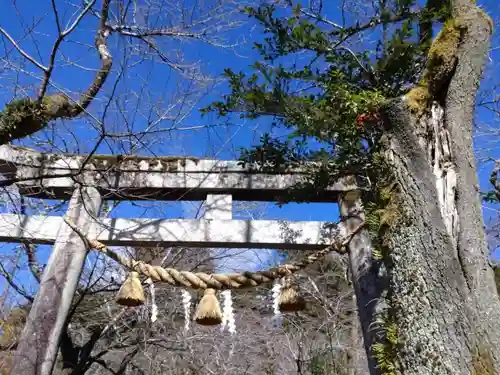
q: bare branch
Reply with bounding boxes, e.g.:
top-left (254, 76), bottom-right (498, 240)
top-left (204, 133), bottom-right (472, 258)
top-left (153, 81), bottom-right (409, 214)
top-left (50, 0), bottom-right (62, 34)
top-left (22, 243), bottom-right (41, 284)
top-left (61, 0), bottom-right (97, 37)
top-left (0, 261), bottom-right (34, 303)
top-left (0, 27), bottom-right (47, 71)
top-left (69, 0), bottom-right (112, 115)
top-left (107, 24), bottom-right (204, 39)
top-left (38, 0), bottom-right (98, 99)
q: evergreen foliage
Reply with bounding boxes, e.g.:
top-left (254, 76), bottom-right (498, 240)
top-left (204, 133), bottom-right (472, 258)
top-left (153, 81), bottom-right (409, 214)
top-left (203, 1), bottom-right (452, 197)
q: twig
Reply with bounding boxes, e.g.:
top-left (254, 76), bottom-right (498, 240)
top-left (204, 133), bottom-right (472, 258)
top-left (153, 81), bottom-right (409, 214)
top-left (0, 27), bottom-right (47, 71)
top-left (38, 0), bottom-right (98, 99)
top-left (0, 261), bottom-right (34, 302)
top-left (70, 0), bottom-right (112, 115)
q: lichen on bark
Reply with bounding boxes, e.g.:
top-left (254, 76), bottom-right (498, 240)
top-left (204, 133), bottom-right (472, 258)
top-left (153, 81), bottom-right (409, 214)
top-left (357, 12), bottom-right (500, 363)
top-left (373, 98), bottom-right (477, 374)
top-left (354, 14), bottom-right (472, 368)
top-left (0, 94), bottom-right (72, 144)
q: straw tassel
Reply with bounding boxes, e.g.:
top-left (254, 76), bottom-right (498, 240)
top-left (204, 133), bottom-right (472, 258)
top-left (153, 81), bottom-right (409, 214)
top-left (194, 288), bottom-right (223, 326)
top-left (278, 277), bottom-right (305, 313)
top-left (115, 271), bottom-right (145, 307)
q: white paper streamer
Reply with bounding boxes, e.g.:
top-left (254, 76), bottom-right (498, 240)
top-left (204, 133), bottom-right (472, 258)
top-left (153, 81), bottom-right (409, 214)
top-left (271, 280), bottom-right (283, 328)
top-left (181, 289), bottom-right (192, 333)
top-left (221, 290), bottom-right (236, 335)
top-left (146, 278), bottom-right (158, 323)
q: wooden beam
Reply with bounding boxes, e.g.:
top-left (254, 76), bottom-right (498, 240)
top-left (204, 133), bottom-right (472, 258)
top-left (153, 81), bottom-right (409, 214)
top-left (0, 145), bottom-right (368, 201)
top-left (0, 214), bottom-right (339, 250)
top-left (10, 187), bottom-right (101, 375)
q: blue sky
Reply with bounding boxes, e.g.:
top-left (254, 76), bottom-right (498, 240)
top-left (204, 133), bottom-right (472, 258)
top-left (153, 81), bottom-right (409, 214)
top-left (0, 0), bottom-right (499, 305)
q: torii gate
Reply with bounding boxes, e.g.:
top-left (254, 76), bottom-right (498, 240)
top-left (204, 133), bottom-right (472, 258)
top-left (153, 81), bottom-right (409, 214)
top-left (0, 145), bottom-right (378, 375)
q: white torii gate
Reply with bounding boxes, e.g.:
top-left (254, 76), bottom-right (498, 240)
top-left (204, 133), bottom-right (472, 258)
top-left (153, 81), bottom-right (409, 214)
top-left (0, 145), bottom-right (377, 375)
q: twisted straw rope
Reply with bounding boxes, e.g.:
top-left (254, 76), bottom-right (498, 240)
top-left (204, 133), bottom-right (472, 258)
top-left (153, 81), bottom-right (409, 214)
top-left (64, 218), bottom-right (363, 290)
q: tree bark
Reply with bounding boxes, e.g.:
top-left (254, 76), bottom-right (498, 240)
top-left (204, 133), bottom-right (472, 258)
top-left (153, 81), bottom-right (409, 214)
top-left (346, 2), bottom-right (500, 374)
top-left (443, 2), bottom-right (500, 357)
top-left (378, 99), bottom-right (481, 374)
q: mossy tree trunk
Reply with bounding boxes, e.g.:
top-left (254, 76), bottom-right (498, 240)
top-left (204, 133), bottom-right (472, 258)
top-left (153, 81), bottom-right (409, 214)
top-left (345, 2), bottom-right (500, 374)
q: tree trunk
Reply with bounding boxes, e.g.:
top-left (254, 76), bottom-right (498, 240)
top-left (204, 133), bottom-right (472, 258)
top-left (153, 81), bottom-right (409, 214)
top-left (347, 3), bottom-right (500, 374)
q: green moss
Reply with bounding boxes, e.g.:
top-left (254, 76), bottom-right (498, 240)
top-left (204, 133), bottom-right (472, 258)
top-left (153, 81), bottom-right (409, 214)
top-left (0, 94), bottom-right (74, 142)
top-left (372, 316), bottom-right (400, 375)
top-left (0, 307), bottom-right (28, 350)
top-left (404, 17), bottom-right (465, 115)
top-left (472, 344), bottom-right (495, 375)
top-left (405, 85), bottom-right (431, 116)
top-left (0, 98), bottom-right (44, 137)
top-left (424, 19), bottom-right (463, 96)
top-left (364, 150), bottom-right (404, 263)
top-left (41, 93), bottom-right (71, 118)
top-left (366, 203), bottom-right (400, 263)
top-left (405, 5), bottom-right (491, 114)
top-left (363, 151), bottom-right (406, 374)
top-left (369, 147), bottom-right (410, 223)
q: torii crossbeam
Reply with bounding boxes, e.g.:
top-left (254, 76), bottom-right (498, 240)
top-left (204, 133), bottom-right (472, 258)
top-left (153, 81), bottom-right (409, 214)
top-left (0, 145), bottom-right (373, 375)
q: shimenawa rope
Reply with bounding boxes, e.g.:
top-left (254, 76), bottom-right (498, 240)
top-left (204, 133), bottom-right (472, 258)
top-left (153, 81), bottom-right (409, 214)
top-left (63, 217), bottom-right (363, 290)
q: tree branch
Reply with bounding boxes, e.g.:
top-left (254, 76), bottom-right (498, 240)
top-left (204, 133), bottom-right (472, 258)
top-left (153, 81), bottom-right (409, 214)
top-left (38, 0), bottom-right (98, 100)
top-left (22, 243), bottom-right (41, 284)
top-left (0, 27), bottom-right (47, 71)
top-left (69, 0), bottom-right (112, 116)
top-left (0, 261), bottom-right (34, 302)
top-left (0, 0), bottom-right (112, 145)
